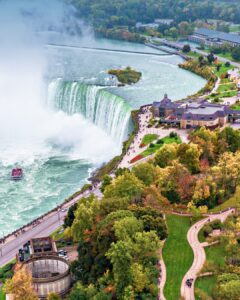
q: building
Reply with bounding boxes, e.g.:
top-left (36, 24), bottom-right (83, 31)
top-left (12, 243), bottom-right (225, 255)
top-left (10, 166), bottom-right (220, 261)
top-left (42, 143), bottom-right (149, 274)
top-left (16, 237), bottom-right (71, 299)
top-left (189, 28), bottom-right (240, 47)
top-left (136, 22), bottom-right (159, 30)
top-left (180, 102), bottom-right (229, 129)
top-left (152, 94), bottom-right (240, 129)
top-left (154, 19), bottom-right (173, 26)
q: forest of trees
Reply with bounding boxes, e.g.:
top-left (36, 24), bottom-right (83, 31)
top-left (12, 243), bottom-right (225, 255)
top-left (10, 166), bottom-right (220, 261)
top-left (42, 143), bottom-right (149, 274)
top-left (71, 0), bottom-right (240, 30)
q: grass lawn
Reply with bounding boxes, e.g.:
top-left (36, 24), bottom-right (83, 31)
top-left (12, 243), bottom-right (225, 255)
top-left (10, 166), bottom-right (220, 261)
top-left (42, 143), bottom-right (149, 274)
top-left (140, 134), bottom-right (158, 146)
top-left (213, 64), bottom-right (233, 77)
top-left (188, 51), bottom-right (201, 59)
top-left (231, 104), bottom-right (240, 110)
top-left (195, 275), bottom-right (217, 300)
top-left (194, 242), bottom-right (227, 299)
top-left (217, 83), bottom-right (236, 93)
top-left (218, 90), bottom-right (238, 98)
top-left (220, 78), bottom-right (232, 84)
top-left (0, 289), bottom-right (5, 300)
top-left (163, 215), bottom-right (193, 300)
top-left (210, 186), bottom-right (240, 212)
top-left (141, 135), bottom-right (181, 157)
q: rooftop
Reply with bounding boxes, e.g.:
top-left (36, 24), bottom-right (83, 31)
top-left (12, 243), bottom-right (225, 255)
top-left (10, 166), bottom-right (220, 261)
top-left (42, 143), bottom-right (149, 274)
top-left (194, 28), bottom-right (240, 44)
top-left (186, 104), bottom-right (225, 115)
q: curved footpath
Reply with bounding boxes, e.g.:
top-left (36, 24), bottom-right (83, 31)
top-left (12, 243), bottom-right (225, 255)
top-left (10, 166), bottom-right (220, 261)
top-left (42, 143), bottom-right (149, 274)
top-left (158, 246), bottom-right (166, 300)
top-left (181, 208), bottom-right (235, 300)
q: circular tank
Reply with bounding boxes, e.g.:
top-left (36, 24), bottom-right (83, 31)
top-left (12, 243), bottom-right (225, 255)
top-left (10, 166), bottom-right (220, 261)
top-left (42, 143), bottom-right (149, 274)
top-left (24, 256), bottom-right (71, 299)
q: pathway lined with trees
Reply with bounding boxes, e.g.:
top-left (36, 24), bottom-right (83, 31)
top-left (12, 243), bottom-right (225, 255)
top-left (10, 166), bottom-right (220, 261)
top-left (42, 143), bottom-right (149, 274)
top-left (180, 209), bottom-right (235, 300)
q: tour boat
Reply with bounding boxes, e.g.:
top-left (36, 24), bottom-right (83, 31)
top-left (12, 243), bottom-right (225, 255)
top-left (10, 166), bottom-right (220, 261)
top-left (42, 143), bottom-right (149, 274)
top-left (11, 168), bottom-right (23, 180)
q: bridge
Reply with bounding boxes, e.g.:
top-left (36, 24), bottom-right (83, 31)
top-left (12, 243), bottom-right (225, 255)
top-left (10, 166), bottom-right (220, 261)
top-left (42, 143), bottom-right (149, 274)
top-left (46, 43), bottom-right (174, 57)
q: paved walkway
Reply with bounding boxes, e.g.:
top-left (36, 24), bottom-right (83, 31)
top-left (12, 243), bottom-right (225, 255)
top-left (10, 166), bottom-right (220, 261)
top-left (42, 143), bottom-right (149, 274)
top-left (158, 246), bottom-right (167, 300)
top-left (180, 209), bottom-right (235, 300)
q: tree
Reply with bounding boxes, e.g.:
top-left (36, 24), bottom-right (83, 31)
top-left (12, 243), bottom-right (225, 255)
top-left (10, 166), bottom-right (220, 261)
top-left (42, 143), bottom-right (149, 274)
top-left (177, 143), bottom-right (202, 173)
top-left (213, 274), bottom-right (240, 300)
top-left (218, 127), bottom-right (240, 153)
top-left (232, 46), bottom-right (240, 61)
top-left (182, 44), bottom-right (191, 53)
top-left (132, 162), bottom-right (156, 186)
top-left (106, 240), bottom-right (133, 297)
top-left (207, 52), bottom-right (215, 64)
top-left (114, 216), bottom-right (143, 241)
top-left (154, 143), bottom-right (177, 168)
top-left (4, 265), bottom-right (38, 300)
top-left (71, 194), bottom-right (99, 242)
top-left (99, 196), bottom-right (130, 216)
top-left (63, 202), bottom-right (78, 228)
top-left (104, 172), bottom-right (145, 201)
top-left (100, 174), bottom-right (112, 193)
top-left (47, 293), bottom-right (61, 300)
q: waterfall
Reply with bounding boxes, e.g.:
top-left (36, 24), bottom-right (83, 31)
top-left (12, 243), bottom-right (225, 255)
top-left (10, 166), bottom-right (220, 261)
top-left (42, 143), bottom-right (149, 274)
top-left (47, 79), bottom-right (131, 143)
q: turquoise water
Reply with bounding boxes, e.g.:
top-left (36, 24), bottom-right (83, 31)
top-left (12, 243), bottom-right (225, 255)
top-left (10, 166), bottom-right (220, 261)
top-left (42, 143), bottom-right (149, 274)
top-left (0, 38), bottom-right (206, 235)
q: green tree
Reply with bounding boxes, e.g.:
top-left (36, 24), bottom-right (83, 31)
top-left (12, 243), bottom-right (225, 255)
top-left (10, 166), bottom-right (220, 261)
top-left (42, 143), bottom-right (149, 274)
top-left (106, 240), bottom-right (133, 297)
top-left (182, 44), bottom-right (191, 53)
top-left (104, 172), bottom-right (145, 201)
top-left (114, 216), bottom-right (143, 241)
top-left (100, 174), bottom-right (112, 193)
top-left (63, 202), bottom-right (78, 228)
top-left (177, 143), bottom-right (202, 173)
top-left (71, 194), bottom-right (99, 241)
top-left (155, 143), bottom-right (177, 168)
top-left (232, 46), bottom-right (240, 61)
top-left (132, 162), bottom-right (156, 186)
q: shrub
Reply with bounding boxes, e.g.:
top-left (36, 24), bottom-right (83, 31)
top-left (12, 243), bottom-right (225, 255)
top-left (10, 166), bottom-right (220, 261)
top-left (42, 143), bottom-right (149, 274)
top-left (210, 220), bottom-right (223, 230)
top-left (149, 143), bottom-right (155, 148)
top-left (157, 139), bottom-right (164, 144)
top-left (203, 225), bottom-right (213, 237)
top-left (169, 131), bottom-right (177, 138)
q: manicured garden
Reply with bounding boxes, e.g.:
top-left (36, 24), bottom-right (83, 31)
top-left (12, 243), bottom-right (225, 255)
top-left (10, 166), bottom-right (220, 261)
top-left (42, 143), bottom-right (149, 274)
top-left (140, 134), bottom-right (158, 147)
top-left (140, 134), bottom-right (181, 157)
top-left (163, 215), bottom-right (193, 300)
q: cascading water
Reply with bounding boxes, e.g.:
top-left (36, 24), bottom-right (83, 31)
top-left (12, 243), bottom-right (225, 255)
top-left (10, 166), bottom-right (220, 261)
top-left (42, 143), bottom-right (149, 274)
top-left (48, 79), bottom-right (132, 143)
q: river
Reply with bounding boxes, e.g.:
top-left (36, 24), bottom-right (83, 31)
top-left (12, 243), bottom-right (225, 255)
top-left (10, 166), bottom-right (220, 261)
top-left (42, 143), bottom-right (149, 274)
top-left (0, 37), bottom-right (206, 235)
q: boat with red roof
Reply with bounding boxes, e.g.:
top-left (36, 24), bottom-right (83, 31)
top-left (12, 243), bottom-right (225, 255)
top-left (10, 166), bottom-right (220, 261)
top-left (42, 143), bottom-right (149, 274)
top-left (11, 168), bottom-right (23, 180)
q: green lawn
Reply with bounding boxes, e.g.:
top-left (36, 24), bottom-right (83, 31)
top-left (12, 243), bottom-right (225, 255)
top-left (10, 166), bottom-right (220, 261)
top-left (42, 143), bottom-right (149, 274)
top-left (231, 104), bottom-right (240, 110)
top-left (213, 64), bottom-right (233, 77)
top-left (194, 242), bottom-right (227, 299)
top-left (217, 83), bottom-right (236, 93)
top-left (141, 135), bottom-right (181, 157)
top-left (140, 134), bottom-right (158, 146)
top-left (163, 215), bottom-right (193, 300)
top-left (195, 275), bottom-right (217, 300)
top-left (0, 289), bottom-right (5, 300)
top-left (218, 90), bottom-right (238, 98)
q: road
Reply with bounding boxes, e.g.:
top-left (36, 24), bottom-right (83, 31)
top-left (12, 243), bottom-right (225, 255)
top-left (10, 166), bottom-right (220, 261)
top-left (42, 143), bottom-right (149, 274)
top-left (0, 187), bottom-right (102, 268)
top-left (180, 209), bottom-right (234, 300)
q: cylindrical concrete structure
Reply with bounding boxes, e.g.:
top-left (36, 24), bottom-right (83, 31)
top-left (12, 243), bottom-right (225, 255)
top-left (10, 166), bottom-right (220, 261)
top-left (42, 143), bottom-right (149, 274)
top-left (24, 256), bottom-right (71, 299)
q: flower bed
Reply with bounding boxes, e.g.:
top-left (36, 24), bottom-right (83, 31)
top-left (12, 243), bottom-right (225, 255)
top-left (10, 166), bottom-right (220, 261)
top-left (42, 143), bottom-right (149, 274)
top-left (130, 155), bottom-right (143, 164)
